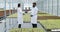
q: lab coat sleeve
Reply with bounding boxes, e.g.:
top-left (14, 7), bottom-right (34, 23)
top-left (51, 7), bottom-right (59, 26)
top-left (35, 8), bottom-right (38, 15)
top-left (33, 7), bottom-right (38, 15)
top-left (17, 8), bottom-right (23, 14)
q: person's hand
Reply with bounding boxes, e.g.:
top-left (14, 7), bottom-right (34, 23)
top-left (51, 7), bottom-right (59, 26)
top-left (25, 12), bottom-right (28, 13)
top-left (31, 15), bottom-right (33, 17)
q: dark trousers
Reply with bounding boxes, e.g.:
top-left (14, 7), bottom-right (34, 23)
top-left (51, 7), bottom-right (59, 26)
top-left (18, 24), bottom-right (21, 28)
top-left (32, 24), bottom-right (37, 28)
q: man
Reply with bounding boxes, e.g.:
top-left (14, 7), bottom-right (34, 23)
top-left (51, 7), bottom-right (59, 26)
top-left (17, 3), bottom-right (23, 28)
top-left (31, 3), bottom-right (38, 28)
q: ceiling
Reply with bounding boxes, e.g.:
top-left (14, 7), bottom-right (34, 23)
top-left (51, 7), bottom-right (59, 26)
top-left (0, 0), bottom-right (39, 3)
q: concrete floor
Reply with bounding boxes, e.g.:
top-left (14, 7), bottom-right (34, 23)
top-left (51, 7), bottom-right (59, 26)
top-left (21, 23), bottom-right (42, 28)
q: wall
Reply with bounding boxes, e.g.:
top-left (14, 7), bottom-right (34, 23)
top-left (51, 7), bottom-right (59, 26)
top-left (38, 0), bottom-right (60, 16)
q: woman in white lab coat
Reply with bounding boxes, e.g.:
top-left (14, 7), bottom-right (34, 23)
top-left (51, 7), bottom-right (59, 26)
top-left (17, 3), bottom-right (23, 28)
top-left (31, 3), bottom-right (38, 28)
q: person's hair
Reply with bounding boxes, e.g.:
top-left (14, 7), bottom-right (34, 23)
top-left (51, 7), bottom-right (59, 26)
top-left (33, 2), bottom-right (36, 5)
top-left (18, 3), bottom-right (20, 7)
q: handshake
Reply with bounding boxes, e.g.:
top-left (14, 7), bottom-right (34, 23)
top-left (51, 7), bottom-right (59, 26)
top-left (23, 11), bottom-right (33, 17)
top-left (23, 11), bottom-right (28, 15)
top-left (23, 13), bottom-right (33, 17)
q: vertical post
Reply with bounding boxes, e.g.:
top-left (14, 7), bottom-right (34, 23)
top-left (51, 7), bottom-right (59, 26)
top-left (9, 0), bottom-right (11, 15)
top-left (48, 0), bottom-right (49, 13)
top-left (52, 0), bottom-right (53, 14)
top-left (12, 0), bottom-right (13, 28)
top-left (57, 0), bottom-right (59, 16)
top-left (4, 0), bottom-right (6, 32)
top-left (43, 0), bottom-right (45, 12)
top-left (4, 0), bottom-right (6, 19)
top-left (11, 0), bottom-right (14, 14)
top-left (43, 1), bottom-right (45, 12)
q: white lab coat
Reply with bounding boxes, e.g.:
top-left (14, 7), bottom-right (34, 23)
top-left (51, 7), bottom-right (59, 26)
top-left (31, 7), bottom-right (38, 24)
top-left (17, 7), bottom-right (23, 24)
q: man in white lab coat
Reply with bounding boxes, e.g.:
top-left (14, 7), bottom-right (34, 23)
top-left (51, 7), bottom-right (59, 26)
top-left (31, 3), bottom-right (38, 28)
top-left (17, 3), bottom-right (23, 28)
